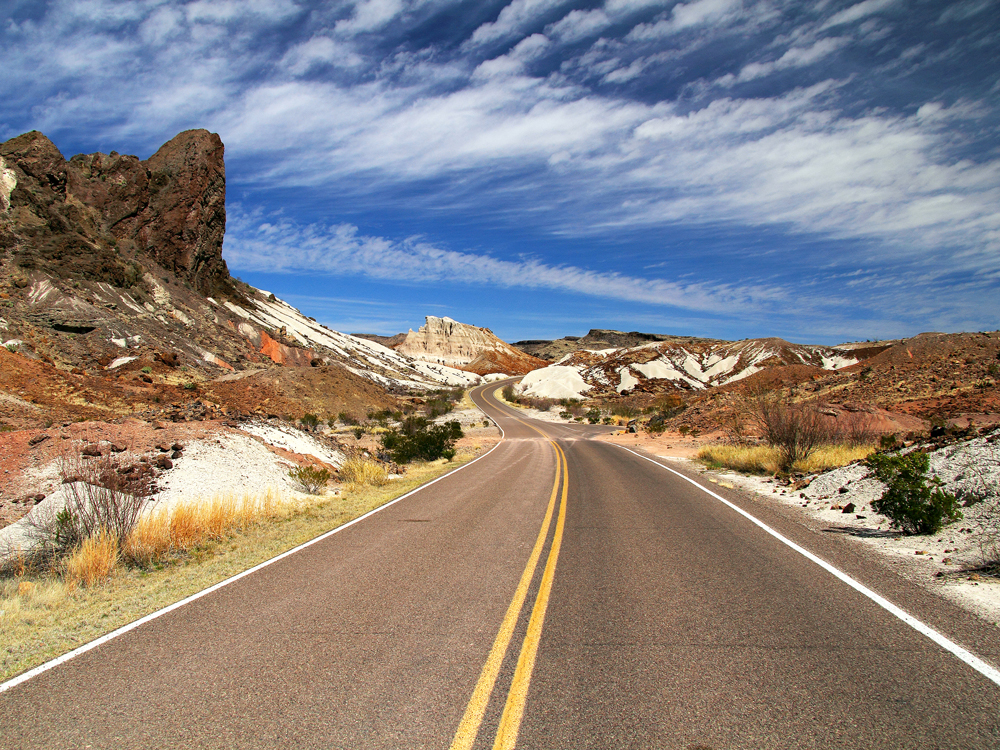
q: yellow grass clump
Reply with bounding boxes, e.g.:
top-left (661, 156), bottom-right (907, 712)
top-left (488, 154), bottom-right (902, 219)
top-left (697, 443), bottom-right (876, 475)
top-left (64, 529), bottom-right (119, 587)
top-left (123, 491), bottom-right (289, 563)
top-left (339, 456), bottom-right (389, 489)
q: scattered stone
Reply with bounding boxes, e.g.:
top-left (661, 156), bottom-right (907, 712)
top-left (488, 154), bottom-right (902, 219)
top-left (28, 433), bottom-right (50, 446)
top-left (33, 494), bottom-right (44, 504)
top-left (110, 444), bottom-right (127, 453)
top-left (156, 443), bottom-right (170, 452)
top-left (154, 455), bottom-right (173, 469)
top-left (915, 550), bottom-right (928, 555)
top-left (171, 450), bottom-right (182, 459)
top-left (171, 442), bottom-right (184, 451)
top-left (81, 444), bottom-right (102, 457)
top-left (838, 486), bottom-right (849, 494)
top-left (842, 502), bottom-right (856, 513)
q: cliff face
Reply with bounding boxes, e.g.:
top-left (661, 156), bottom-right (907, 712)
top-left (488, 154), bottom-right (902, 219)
top-left (397, 316), bottom-right (546, 375)
top-left (0, 129), bottom-right (236, 299)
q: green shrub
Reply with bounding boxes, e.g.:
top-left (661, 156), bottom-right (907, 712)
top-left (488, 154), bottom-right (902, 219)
top-left (288, 465), bottom-right (331, 495)
top-left (586, 407), bottom-right (601, 424)
top-left (299, 413), bottom-right (320, 431)
top-left (380, 417), bottom-right (462, 463)
top-left (141, 366), bottom-right (152, 374)
top-left (866, 452), bottom-right (961, 534)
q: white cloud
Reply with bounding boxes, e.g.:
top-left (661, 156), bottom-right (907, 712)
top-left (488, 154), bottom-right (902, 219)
top-left (473, 33), bottom-right (552, 79)
top-left (468, 0), bottom-right (570, 46)
top-left (821, 0), bottom-right (897, 29)
top-left (224, 209), bottom-right (777, 313)
top-left (281, 36), bottom-right (365, 74)
top-left (602, 57), bottom-right (648, 83)
top-left (938, 0), bottom-right (993, 23)
top-left (335, 0), bottom-right (406, 34)
top-left (718, 36), bottom-right (850, 84)
top-left (628, 0), bottom-right (742, 38)
top-left (546, 9), bottom-right (612, 42)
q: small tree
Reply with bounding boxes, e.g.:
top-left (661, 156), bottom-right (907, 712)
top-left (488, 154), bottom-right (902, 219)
top-left (866, 452), bottom-right (961, 534)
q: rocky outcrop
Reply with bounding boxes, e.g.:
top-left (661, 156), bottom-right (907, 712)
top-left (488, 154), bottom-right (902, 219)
top-left (1, 129), bottom-right (236, 299)
top-left (397, 316), bottom-right (545, 375)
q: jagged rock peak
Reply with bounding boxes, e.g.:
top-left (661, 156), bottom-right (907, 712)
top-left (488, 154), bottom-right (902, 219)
top-left (0, 128), bottom-right (236, 300)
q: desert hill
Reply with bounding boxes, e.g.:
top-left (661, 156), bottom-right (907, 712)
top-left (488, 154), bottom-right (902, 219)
top-left (0, 129), bottom-right (487, 430)
top-left (513, 329), bottom-right (698, 361)
top-left (515, 328), bottom-right (1000, 438)
top-left (519, 336), bottom-right (863, 399)
top-left (365, 315), bottom-right (546, 376)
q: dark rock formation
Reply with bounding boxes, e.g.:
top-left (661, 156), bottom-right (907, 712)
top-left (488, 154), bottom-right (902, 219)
top-left (1, 129), bottom-right (237, 299)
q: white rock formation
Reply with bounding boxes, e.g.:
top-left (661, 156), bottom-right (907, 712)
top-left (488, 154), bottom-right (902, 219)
top-left (397, 315), bottom-right (506, 367)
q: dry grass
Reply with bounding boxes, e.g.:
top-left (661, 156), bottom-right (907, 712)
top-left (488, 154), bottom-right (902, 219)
top-left (63, 530), bottom-right (119, 588)
top-left (122, 491), bottom-right (288, 565)
top-left (697, 443), bottom-right (876, 475)
top-left (339, 456), bottom-right (389, 488)
top-left (0, 455), bottom-right (476, 683)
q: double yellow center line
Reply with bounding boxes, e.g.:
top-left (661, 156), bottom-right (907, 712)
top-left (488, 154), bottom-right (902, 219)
top-left (450, 387), bottom-right (569, 750)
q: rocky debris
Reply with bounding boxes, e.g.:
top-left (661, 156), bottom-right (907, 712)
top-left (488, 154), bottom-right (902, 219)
top-left (28, 433), bottom-right (49, 446)
top-left (81, 444), bottom-right (102, 457)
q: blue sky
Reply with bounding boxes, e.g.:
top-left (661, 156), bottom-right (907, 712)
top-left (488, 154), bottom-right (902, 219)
top-left (2, 0), bottom-right (998, 344)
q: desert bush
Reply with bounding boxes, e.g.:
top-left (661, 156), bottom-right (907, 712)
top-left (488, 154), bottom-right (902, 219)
top-left (586, 407), bottom-right (601, 424)
top-left (840, 411), bottom-right (878, 447)
top-left (866, 452), bottom-right (961, 535)
top-left (288, 465), bottom-right (331, 494)
top-left (63, 529), bottom-right (119, 587)
top-left (746, 386), bottom-right (831, 473)
top-left (879, 433), bottom-right (899, 450)
top-left (612, 403), bottom-right (640, 419)
top-left (501, 384), bottom-right (516, 401)
top-left (31, 449), bottom-right (154, 557)
top-left (339, 456), bottom-right (389, 488)
top-left (299, 413), bottom-right (320, 431)
top-left (337, 411), bottom-right (360, 426)
top-left (381, 417), bottom-right (463, 463)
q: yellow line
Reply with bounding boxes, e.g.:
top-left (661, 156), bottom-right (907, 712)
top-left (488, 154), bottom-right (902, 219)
top-left (492, 443), bottom-right (569, 750)
top-left (448, 434), bottom-right (563, 750)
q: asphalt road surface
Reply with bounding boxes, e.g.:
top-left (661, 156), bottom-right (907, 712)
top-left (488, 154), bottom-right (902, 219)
top-left (3, 381), bottom-right (1000, 749)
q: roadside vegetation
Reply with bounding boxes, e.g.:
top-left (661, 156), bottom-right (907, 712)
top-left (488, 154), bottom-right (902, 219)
top-left (0, 451), bottom-right (476, 683)
top-left (697, 443), bottom-right (876, 475)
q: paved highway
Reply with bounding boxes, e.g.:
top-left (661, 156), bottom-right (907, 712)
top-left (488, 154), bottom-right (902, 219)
top-left (2, 381), bottom-right (1000, 748)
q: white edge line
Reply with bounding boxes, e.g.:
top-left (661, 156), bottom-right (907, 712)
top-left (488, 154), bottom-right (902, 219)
top-left (616, 444), bottom-right (1000, 688)
top-left (1, 412), bottom-right (507, 695)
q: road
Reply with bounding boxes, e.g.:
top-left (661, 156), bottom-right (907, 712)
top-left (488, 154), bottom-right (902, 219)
top-left (3, 381), bottom-right (1000, 748)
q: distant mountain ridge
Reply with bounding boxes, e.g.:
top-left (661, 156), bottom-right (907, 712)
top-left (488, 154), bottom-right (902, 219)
top-left (518, 335), bottom-right (864, 399)
top-left (513, 329), bottom-right (713, 361)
